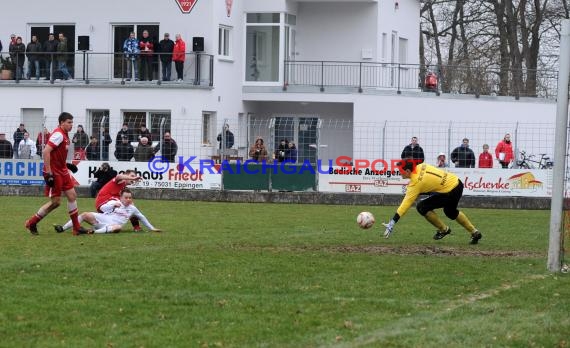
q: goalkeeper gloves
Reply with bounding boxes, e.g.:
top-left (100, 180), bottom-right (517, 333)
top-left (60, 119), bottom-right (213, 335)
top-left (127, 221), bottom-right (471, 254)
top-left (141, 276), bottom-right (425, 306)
top-left (66, 163), bottom-right (78, 173)
top-left (43, 172), bottom-right (55, 187)
top-left (382, 219), bottom-right (396, 238)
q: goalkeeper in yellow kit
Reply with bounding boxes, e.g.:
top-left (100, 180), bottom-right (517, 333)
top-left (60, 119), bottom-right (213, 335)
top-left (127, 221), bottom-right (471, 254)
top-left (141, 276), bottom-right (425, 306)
top-left (382, 160), bottom-right (482, 244)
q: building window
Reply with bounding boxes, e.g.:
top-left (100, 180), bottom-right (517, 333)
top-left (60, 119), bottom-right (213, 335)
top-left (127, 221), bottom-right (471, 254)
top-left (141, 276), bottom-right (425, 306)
top-left (245, 12), bottom-right (280, 82)
top-left (123, 111), bottom-right (171, 142)
top-left (202, 112), bottom-right (216, 145)
top-left (218, 25), bottom-right (232, 58)
top-left (89, 109), bottom-right (110, 139)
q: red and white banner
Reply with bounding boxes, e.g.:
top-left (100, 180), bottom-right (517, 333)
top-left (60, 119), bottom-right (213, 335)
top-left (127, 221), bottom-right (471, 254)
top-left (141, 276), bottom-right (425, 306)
top-left (175, 0), bottom-right (198, 14)
top-left (318, 167), bottom-right (553, 197)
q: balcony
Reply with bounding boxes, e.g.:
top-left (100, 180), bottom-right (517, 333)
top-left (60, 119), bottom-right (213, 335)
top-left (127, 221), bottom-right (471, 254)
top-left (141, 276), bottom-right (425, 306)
top-left (0, 51), bottom-right (214, 87)
top-left (282, 60), bottom-right (559, 99)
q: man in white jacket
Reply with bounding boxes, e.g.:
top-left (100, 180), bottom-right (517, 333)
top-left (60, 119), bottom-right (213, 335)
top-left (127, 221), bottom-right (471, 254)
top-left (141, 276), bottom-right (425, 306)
top-left (54, 188), bottom-right (162, 234)
top-left (18, 132), bottom-right (36, 159)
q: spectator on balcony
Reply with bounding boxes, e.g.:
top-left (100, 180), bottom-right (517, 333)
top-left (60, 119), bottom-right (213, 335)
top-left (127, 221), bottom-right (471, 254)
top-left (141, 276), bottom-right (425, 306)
top-left (139, 30), bottom-right (154, 81)
top-left (249, 137), bottom-right (268, 162)
top-left (158, 33), bottom-right (174, 81)
top-left (56, 33), bottom-right (72, 80)
top-left (13, 123), bottom-right (27, 159)
top-left (134, 137), bottom-right (154, 162)
top-left (8, 34), bottom-right (17, 77)
top-left (86, 136), bottom-right (101, 160)
top-left (116, 123), bottom-right (135, 143)
top-left (137, 124), bottom-right (152, 145)
top-left (401, 136), bottom-right (425, 164)
top-left (0, 133), bottom-right (13, 159)
top-left (123, 32), bottom-right (140, 81)
top-left (26, 35), bottom-right (42, 80)
top-left (478, 144), bottom-right (493, 168)
top-left (495, 133), bottom-right (514, 169)
top-left (154, 131), bottom-right (178, 163)
top-left (285, 142), bottom-right (298, 163)
top-left (18, 132), bottom-right (36, 159)
top-left (173, 34), bottom-right (186, 82)
top-left (10, 37), bottom-right (26, 80)
top-left (36, 127), bottom-right (50, 158)
top-left (115, 135), bottom-right (134, 161)
top-left (43, 33), bottom-right (58, 80)
top-left (451, 138), bottom-right (475, 168)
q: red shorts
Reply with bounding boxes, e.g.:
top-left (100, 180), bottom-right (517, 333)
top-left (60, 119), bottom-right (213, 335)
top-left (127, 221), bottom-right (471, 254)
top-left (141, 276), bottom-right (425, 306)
top-left (45, 172), bottom-right (75, 197)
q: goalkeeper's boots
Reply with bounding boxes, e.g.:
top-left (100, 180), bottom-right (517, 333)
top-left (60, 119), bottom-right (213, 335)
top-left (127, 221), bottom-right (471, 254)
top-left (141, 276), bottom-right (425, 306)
top-left (25, 220), bottom-right (39, 236)
top-left (469, 231), bottom-right (482, 245)
top-left (433, 227), bottom-right (451, 240)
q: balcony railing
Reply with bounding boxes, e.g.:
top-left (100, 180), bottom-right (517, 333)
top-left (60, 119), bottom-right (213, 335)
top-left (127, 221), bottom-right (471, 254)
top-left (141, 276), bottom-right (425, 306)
top-left (0, 51), bottom-right (214, 86)
top-left (283, 60), bottom-right (560, 99)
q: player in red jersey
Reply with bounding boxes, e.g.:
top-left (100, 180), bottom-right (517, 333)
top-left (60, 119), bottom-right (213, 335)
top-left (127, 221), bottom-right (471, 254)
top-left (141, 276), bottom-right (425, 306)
top-left (24, 112), bottom-right (89, 236)
top-left (95, 169), bottom-right (143, 230)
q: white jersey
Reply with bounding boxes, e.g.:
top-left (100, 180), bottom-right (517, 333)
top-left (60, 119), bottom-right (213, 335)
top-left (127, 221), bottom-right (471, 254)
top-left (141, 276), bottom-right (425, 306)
top-left (94, 199), bottom-right (155, 230)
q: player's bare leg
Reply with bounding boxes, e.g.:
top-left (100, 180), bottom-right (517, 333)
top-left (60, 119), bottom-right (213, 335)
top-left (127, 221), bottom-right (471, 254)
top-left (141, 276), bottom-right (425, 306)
top-left (25, 197), bottom-right (62, 235)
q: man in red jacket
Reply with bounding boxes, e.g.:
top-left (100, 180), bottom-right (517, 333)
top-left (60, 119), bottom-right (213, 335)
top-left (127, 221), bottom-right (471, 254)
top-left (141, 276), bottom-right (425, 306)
top-left (495, 133), bottom-right (514, 168)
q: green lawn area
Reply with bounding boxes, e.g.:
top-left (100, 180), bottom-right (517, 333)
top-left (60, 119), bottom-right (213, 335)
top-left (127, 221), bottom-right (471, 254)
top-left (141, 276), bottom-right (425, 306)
top-left (1, 196), bottom-right (569, 347)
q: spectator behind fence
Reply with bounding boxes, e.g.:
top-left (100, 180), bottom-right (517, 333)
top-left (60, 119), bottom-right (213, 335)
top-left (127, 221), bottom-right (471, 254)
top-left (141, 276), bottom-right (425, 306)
top-left (495, 133), bottom-right (514, 169)
top-left (478, 144), bottom-right (493, 168)
top-left (275, 139), bottom-right (289, 163)
top-left (115, 135), bottom-right (134, 161)
top-left (89, 162), bottom-right (117, 198)
top-left (158, 33), bottom-right (174, 81)
top-left (285, 142), bottom-right (298, 163)
top-left (217, 124), bottom-right (235, 149)
top-left (18, 132), bottom-right (35, 159)
top-left (13, 123), bottom-right (27, 159)
top-left (401, 136), bottom-right (425, 164)
top-left (57, 33), bottom-right (72, 80)
top-left (123, 31), bottom-right (140, 81)
top-left (26, 35), bottom-right (42, 80)
top-left (139, 30), bottom-right (154, 81)
top-left (450, 138), bottom-right (475, 168)
top-left (134, 137), bottom-right (154, 162)
top-left (36, 127), bottom-right (50, 157)
top-left (436, 152), bottom-right (448, 168)
top-left (100, 128), bottom-right (113, 161)
top-left (11, 37), bottom-right (25, 80)
top-left (86, 136), bottom-right (101, 160)
top-left (43, 33), bottom-right (58, 80)
top-left (154, 131), bottom-right (177, 163)
top-left (137, 124), bottom-right (152, 144)
top-left (173, 34), bottom-right (186, 82)
top-left (0, 133), bottom-right (14, 159)
top-left (249, 137), bottom-right (268, 161)
top-left (116, 123), bottom-right (135, 143)
top-left (72, 124), bottom-right (89, 152)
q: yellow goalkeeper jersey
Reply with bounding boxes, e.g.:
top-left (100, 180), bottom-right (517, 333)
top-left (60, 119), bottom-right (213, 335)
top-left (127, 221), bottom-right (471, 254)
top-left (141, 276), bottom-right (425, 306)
top-left (396, 163), bottom-right (460, 217)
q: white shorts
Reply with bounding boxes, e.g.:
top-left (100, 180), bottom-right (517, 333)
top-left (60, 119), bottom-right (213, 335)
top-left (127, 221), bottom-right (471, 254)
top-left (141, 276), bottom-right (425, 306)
top-left (93, 213), bottom-right (124, 227)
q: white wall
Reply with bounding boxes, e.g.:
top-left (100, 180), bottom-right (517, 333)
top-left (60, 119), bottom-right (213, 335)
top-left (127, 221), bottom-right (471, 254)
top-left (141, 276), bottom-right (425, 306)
top-left (295, 2), bottom-right (378, 61)
top-left (378, 0), bottom-right (420, 65)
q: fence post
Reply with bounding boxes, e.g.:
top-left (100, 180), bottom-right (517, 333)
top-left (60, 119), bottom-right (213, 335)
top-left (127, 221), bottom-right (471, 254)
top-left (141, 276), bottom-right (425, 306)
top-left (447, 121), bottom-right (452, 165)
top-left (320, 61), bottom-right (325, 92)
top-left (397, 63), bottom-right (401, 94)
top-left (381, 120), bottom-right (387, 160)
top-left (514, 121), bottom-right (519, 166)
top-left (358, 62), bottom-right (363, 93)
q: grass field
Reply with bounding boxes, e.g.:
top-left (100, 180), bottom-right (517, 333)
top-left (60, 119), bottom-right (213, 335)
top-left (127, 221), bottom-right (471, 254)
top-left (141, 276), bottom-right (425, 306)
top-left (1, 196), bottom-right (569, 347)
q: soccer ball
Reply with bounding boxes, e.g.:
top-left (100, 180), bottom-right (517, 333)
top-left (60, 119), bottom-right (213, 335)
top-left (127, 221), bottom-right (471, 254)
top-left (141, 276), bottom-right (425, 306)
top-left (356, 211), bottom-right (375, 229)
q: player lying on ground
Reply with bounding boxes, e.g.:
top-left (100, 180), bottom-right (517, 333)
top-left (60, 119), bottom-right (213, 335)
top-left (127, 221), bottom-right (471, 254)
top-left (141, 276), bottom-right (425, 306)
top-left (54, 188), bottom-right (161, 234)
top-left (382, 159), bottom-right (482, 244)
top-left (95, 169), bottom-right (143, 231)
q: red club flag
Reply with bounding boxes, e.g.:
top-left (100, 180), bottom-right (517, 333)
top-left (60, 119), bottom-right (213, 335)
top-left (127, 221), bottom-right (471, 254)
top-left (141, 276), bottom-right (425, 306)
top-left (175, 0), bottom-right (198, 13)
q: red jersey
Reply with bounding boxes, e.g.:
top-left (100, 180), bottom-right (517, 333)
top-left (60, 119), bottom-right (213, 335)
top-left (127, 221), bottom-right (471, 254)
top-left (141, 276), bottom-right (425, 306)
top-left (46, 127), bottom-right (70, 176)
top-left (95, 177), bottom-right (127, 210)
top-left (478, 152), bottom-right (493, 168)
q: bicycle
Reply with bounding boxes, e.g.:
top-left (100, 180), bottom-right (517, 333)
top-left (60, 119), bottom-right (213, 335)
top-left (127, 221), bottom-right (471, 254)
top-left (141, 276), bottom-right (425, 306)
top-left (515, 151), bottom-right (553, 169)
